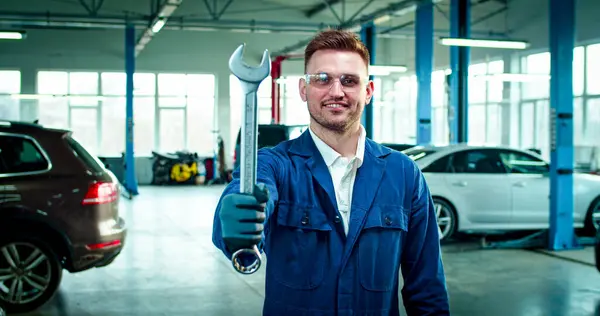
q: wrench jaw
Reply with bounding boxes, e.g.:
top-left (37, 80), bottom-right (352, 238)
top-left (228, 43), bottom-right (272, 87)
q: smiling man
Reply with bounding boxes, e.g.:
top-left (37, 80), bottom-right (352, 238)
top-left (213, 29), bottom-right (449, 315)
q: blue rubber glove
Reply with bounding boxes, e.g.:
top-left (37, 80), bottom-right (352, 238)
top-left (219, 183), bottom-right (270, 253)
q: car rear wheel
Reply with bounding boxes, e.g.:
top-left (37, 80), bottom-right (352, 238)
top-left (433, 197), bottom-right (457, 242)
top-left (0, 236), bottom-right (62, 314)
top-left (585, 197), bottom-right (600, 236)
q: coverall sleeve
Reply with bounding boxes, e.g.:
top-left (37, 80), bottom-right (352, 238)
top-left (211, 148), bottom-right (281, 260)
top-left (400, 163), bottom-right (450, 315)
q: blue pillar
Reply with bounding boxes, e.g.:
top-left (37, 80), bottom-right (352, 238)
top-left (416, 0), bottom-right (434, 145)
top-left (548, 0), bottom-right (576, 250)
top-left (361, 22), bottom-right (375, 139)
top-left (449, 0), bottom-right (470, 143)
top-left (124, 24), bottom-right (139, 195)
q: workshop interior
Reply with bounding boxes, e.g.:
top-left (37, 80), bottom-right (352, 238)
top-left (0, 0), bottom-right (599, 315)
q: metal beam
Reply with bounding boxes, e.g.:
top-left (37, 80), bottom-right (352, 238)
top-left (416, 0), bottom-right (433, 145)
top-left (346, 0), bottom-right (375, 23)
top-left (471, 6), bottom-right (507, 25)
top-left (321, 0), bottom-right (343, 23)
top-left (548, 0), bottom-right (577, 250)
top-left (306, 0), bottom-right (342, 18)
top-left (203, 0), bottom-right (234, 20)
top-left (135, 0), bottom-right (183, 56)
top-left (275, 0), bottom-right (419, 55)
top-left (217, 0), bottom-right (235, 19)
top-left (78, 0), bottom-right (105, 16)
top-left (0, 11), bottom-right (328, 32)
top-left (379, 21), bottom-right (414, 34)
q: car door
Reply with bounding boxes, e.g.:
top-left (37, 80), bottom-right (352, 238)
top-left (445, 149), bottom-right (513, 224)
top-left (497, 149), bottom-right (550, 227)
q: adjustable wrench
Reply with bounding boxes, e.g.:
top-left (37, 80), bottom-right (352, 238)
top-left (228, 43), bottom-right (271, 275)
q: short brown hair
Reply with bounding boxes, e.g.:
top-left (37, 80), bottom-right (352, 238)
top-left (304, 29), bottom-right (370, 72)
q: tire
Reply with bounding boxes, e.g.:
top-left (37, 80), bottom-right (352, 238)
top-left (0, 235), bottom-right (63, 314)
top-left (584, 197), bottom-right (600, 236)
top-left (433, 197), bottom-right (458, 242)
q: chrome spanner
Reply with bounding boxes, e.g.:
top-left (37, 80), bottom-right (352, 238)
top-left (228, 43), bottom-right (271, 275)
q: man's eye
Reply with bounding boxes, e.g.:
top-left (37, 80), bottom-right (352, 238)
top-left (341, 76), bottom-right (359, 86)
top-left (316, 75), bottom-right (330, 84)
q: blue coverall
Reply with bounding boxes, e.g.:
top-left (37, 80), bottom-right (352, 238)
top-left (212, 130), bottom-right (450, 316)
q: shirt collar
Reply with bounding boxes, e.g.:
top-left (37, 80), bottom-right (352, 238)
top-left (309, 125), bottom-right (366, 168)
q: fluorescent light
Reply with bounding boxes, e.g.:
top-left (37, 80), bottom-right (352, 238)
top-left (151, 19), bottom-right (166, 33)
top-left (0, 31), bottom-right (25, 40)
top-left (439, 37), bottom-right (529, 49)
top-left (369, 65), bottom-right (408, 76)
top-left (473, 73), bottom-right (550, 82)
top-left (374, 15), bottom-right (391, 25)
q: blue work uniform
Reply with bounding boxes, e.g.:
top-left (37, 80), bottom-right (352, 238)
top-left (212, 130), bottom-right (449, 316)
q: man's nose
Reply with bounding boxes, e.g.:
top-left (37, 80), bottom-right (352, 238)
top-left (328, 80), bottom-right (345, 97)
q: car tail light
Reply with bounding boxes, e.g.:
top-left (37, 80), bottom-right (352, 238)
top-left (233, 150), bottom-right (237, 165)
top-left (85, 240), bottom-right (122, 250)
top-left (82, 182), bottom-right (118, 205)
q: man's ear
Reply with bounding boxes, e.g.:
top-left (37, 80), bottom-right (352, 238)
top-left (365, 80), bottom-right (374, 104)
top-left (299, 77), bottom-right (308, 102)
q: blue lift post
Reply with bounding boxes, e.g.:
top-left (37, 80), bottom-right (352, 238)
top-left (548, 0), bottom-right (579, 250)
top-left (361, 22), bottom-right (375, 139)
top-left (124, 23), bottom-right (139, 196)
top-left (416, 0), bottom-right (434, 145)
top-left (449, 0), bottom-right (470, 143)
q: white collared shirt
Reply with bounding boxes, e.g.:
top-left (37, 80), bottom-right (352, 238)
top-left (309, 125), bottom-right (366, 235)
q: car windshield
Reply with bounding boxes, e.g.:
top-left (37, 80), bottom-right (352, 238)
top-left (403, 148), bottom-right (438, 161)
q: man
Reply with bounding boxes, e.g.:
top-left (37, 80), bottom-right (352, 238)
top-left (212, 29), bottom-right (449, 315)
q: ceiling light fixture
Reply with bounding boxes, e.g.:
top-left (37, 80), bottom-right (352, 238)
top-left (439, 37), bottom-right (529, 49)
top-left (473, 73), bottom-right (550, 82)
top-left (369, 65), bottom-right (408, 76)
top-left (0, 31), bottom-right (26, 40)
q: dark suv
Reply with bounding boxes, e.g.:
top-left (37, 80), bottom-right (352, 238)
top-left (0, 120), bottom-right (126, 313)
top-left (233, 124), bottom-right (307, 169)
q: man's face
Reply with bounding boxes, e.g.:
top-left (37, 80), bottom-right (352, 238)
top-left (299, 49), bottom-right (374, 133)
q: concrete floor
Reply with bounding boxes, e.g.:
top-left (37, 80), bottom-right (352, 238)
top-left (20, 185), bottom-right (600, 316)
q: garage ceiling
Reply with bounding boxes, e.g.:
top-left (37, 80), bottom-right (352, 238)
top-left (0, 0), bottom-right (511, 30)
top-left (0, 0), bottom-right (517, 54)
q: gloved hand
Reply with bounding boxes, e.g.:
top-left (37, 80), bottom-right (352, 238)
top-left (219, 183), bottom-right (270, 253)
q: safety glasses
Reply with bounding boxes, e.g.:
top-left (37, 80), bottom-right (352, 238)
top-left (304, 72), bottom-right (368, 91)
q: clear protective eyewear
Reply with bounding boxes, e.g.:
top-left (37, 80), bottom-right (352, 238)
top-left (304, 72), bottom-right (367, 91)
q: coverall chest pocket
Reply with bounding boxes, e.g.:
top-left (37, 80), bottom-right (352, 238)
top-left (358, 205), bottom-right (408, 292)
top-left (270, 203), bottom-right (332, 290)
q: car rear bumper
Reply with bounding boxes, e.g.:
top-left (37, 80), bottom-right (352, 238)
top-left (69, 217), bottom-right (127, 273)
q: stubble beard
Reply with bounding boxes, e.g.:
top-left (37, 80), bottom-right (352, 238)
top-left (308, 102), bottom-right (362, 134)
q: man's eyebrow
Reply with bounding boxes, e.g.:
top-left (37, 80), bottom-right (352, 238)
top-left (309, 70), bottom-right (363, 77)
